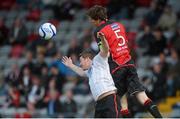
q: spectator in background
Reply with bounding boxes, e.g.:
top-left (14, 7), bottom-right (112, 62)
top-left (50, 51), bottom-right (70, 76)
top-left (49, 65), bottom-right (65, 94)
top-left (168, 49), bottom-right (180, 72)
top-left (144, 27), bottom-right (167, 56)
top-left (53, 0), bottom-right (81, 21)
top-left (5, 64), bottom-right (20, 87)
top-left (168, 49), bottom-right (180, 74)
top-left (45, 79), bottom-right (58, 94)
top-left (79, 29), bottom-right (98, 53)
top-left (5, 84), bottom-right (20, 108)
top-left (109, 0), bottom-right (136, 19)
top-left (170, 26), bottom-right (180, 50)
top-left (27, 37), bottom-right (47, 55)
top-left (159, 53), bottom-right (169, 74)
top-left (0, 17), bottom-right (9, 46)
top-left (61, 89), bottom-right (77, 118)
top-left (36, 45), bottom-right (46, 54)
top-left (16, 0), bottom-right (30, 8)
top-left (20, 50), bottom-right (35, 74)
top-left (9, 18), bottom-right (28, 45)
top-left (44, 79), bottom-right (62, 117)
top-left (151, 59), bottom-right (167, 102)
top-left (79, 28), bottom-right (92, 43)
top-left (34, 53), bottom-right (47, 75)
top-left (167, 49), bottom-right (180, 96)
top-left (67, 38), bottom-right (82, 57)
top-left (19, 66), bottom-right (32, 98)
top-left (138, 25), bottom-right (154, 49)
top-left (90, 40), bottom-right (99, 53)
top-left (40, 65), bottom-right (49, 88)
top-left (144, 1), bottom-right (162, 27)
top-left (157, 5), bottom-right (177, 31)
top-left (81, 40), bottom-right (91, 50)
top-left (0, 72), bottom-right (8, 107)
top-left (45, 41), bottom-right (57, 57)
top-left (156, 0), bottom-right (167, 10)
top-left (107, 0), bottom-right (121, 17)
top-left (73, 77), bottom-right (90, 95)
top-left (27, 75), bottom-right (45, 110)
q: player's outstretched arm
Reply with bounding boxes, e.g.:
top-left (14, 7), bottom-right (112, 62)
top-left (97, 32), bottom-right (109, 58)
top-left (62, 56), bottom-right (87, 77)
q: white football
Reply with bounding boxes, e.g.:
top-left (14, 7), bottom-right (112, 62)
top-left (39, 23), bottom-right (56, 40)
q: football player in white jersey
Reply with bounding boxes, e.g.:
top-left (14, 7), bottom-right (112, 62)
top-left (62, 32), bottom-right (120, 118)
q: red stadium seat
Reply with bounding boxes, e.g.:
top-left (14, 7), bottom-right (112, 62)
top-left (26, 9), bottom-right (41, 22)
top-left (28, 32), bottom-right (39, 42)
top-left (81, 0), bottom-right (109, 8)
top-left (0, 0), bottom-right (16, 10)
top-left (136, 0), bottom-right (152, 7)
top-left (15, 112), bottom-right (32, 118)
top-left (10, 45), bottom-right (24, 58)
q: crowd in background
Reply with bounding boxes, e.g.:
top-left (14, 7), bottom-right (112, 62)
top-left (0, 0), bottom-right (180, 118)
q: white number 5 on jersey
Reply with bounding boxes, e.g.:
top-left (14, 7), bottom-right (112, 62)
top-left (114, 29), bottom-right (125, 46)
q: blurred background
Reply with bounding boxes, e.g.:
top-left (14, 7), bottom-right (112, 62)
top-left (0, 0), bottom-right (179, 118)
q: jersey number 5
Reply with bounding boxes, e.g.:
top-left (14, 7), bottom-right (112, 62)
top-left (114, 29), bottom-right (125, 46)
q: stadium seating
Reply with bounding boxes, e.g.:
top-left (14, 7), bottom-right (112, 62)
top-left (0, 0), bottom-right (179, 118)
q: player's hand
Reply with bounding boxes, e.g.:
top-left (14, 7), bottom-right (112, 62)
top-left (62, 56), bottom-right (73, 67)
top-left (97, 32), bottom-right (105, 39)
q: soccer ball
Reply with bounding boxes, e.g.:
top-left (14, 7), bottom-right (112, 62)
top-left (39, 23), bottom-right (56, 40)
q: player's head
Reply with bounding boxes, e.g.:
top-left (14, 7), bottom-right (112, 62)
top-left (86, 5), bottom-right (107, 26)
top-left (79, 49), bottom-right (95, 70)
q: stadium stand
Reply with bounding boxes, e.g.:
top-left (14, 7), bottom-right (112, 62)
top-left (0, 0), bottom-right (179, 118)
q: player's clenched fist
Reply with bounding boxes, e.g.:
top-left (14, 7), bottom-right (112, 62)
top-left (97, 32), bottom-right (105, 39)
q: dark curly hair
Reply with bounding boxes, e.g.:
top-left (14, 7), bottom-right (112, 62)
top-left (86, 5), bottom-right (108, 21)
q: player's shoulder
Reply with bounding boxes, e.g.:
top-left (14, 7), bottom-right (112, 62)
top-left (110, 21), bottom-right (124, 27)
top-left (93, 53), bottom-right (107, 63)
top-left (94, 20), bottom-right (115, 33)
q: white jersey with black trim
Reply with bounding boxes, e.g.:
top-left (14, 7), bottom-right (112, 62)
top-left (85, 53), bottom-right (117, 101)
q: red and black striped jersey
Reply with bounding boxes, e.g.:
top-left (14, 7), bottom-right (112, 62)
top-left (94, 20), bottom-right (132, 70)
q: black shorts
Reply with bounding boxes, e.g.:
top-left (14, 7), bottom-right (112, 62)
top-left (111, 61), bottom-right (146, 97)
top-left (94, 94), bottom-right (120, 118)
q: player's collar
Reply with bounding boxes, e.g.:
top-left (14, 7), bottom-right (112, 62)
top-left (98, 20), bottom-right (106, 26)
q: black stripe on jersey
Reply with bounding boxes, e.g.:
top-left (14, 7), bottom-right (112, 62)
top-left (94, 20), bottom-right (115, 45)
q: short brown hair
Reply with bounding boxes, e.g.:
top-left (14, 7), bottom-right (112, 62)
top-left (86, 5), bottom-right (107, 21)
top-left (79, 49), bottom-right (95, 60)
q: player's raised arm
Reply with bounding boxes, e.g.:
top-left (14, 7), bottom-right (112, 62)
top-left (62, 56), bottom-right (87, 77)
top-left (97, 32), bottom-right (109, 58)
